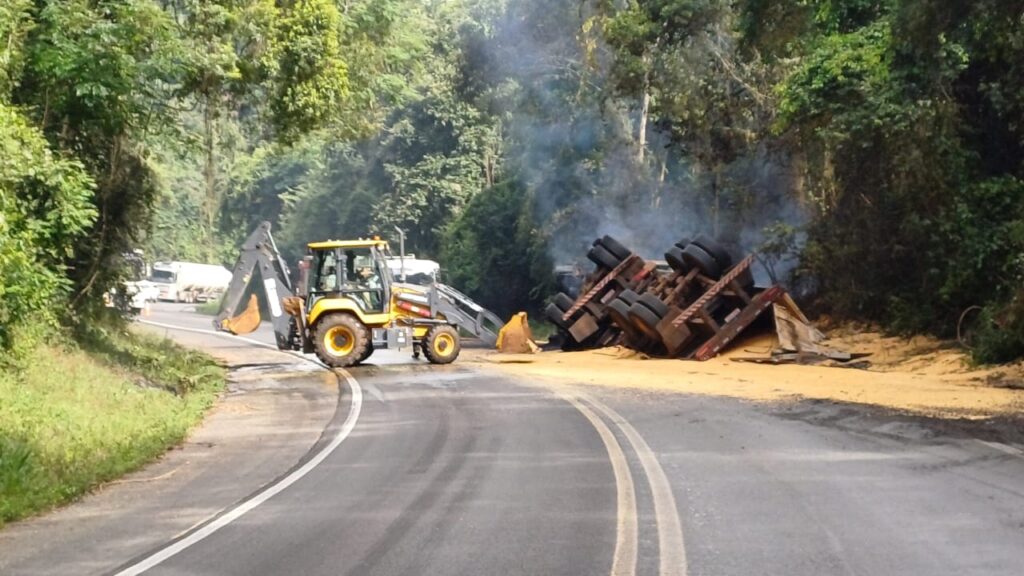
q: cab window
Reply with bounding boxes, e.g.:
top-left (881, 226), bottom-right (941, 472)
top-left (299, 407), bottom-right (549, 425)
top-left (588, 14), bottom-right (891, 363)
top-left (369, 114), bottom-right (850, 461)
top-left (312, 250), bottom-right (339, 293)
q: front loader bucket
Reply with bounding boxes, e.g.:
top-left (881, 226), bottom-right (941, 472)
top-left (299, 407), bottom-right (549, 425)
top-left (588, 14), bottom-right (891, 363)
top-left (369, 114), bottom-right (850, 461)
top-left (221, 294), bottom-right (261, 335)
top-left (496, 312), bottom-right (539, 354)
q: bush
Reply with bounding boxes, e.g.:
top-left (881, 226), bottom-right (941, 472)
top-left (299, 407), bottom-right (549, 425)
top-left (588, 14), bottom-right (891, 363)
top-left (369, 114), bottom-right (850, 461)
top-left (0, 103), bottom-right (95, 352)
top-left (972, 291), bottom-right (1024, 364)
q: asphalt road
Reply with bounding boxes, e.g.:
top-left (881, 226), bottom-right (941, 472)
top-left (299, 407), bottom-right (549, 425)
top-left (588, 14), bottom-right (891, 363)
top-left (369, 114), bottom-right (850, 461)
top-left (6, 303), bottom-right (1024, 575)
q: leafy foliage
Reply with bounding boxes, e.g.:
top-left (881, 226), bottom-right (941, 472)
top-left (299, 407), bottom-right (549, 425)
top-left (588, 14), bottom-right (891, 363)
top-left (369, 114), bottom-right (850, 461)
top-left (0, 104), bottom-right (95, 351)
top-left (1, 0), bottom-right (1022, 362)
top-left (442, 179), bottom-right (554, 317)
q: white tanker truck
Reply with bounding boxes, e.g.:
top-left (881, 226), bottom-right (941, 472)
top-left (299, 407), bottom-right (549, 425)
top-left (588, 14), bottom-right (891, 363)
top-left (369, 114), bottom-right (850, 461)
top-left (150, 261), bottom-right (232, 303)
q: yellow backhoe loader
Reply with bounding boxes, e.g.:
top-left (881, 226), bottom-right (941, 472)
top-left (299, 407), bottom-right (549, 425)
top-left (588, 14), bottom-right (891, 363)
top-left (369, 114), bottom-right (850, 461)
top-left (214, 222), bottom-right (507, 367)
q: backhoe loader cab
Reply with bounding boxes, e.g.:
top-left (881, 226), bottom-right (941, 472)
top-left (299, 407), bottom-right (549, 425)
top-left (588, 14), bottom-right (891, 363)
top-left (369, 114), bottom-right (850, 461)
top-left (216, 222), bottom-right (504, 368)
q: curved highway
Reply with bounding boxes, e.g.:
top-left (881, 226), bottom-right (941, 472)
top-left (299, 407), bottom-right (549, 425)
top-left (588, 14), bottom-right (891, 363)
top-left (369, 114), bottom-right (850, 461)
top-left (2, 303), bottom-right (1023, 576)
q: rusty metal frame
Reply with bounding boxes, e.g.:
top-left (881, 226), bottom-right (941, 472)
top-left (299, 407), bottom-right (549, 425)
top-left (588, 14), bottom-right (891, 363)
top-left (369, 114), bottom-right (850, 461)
top-left (692, 285), bottom-right (785, 361)
top-left (670, 255), bottom-right (755, 328)
top-left (562, 254), bottom-right (640, 322)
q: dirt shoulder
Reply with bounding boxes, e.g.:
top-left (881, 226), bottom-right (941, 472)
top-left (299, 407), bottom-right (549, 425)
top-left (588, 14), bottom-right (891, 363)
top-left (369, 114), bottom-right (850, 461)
top-left (472, 331), bottom-right (1024, 419)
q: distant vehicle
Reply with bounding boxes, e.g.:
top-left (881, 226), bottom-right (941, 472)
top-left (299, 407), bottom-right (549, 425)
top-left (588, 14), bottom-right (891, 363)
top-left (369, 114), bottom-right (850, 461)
top-left (385, 255), bottom-right (441, 286)
top-left (554, 263), bottom-right (585, 299)
top-left (105, 251), bottom-right (160, 314)
top-left (150, 261), bottom-right (232, 303)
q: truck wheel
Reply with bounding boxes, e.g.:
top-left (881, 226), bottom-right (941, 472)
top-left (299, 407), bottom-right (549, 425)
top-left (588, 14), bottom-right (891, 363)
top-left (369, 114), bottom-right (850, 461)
top-left (423, 325), bottom-right (461, 364)
top-left (618, 289), bottom-right (640, 306)
top-left (545, 302), bottom-right (569, 329)
top-left (628, 302), bottom-right (663, 335)
top-left (313, 313), bottom-right (370, 368)
top-left (553, 292), bottom-right (575, 312)
top-left (598, 235), bottom-right (632, 261)
top-left (682, 244), bottom-right (722, 279)
top-left (607, 298), bottom-right (633, 330)
top-left (665, 246), bottom-right (688, 273)
top-left (637, 293), bottom-right (669, 318)
top-left (587, 244), bottom-right (620, 271)
top-left (693, 234), bottom-right (733, 270)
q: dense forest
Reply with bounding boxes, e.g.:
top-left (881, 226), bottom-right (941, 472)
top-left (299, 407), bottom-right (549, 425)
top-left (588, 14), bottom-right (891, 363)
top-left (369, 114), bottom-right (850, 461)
top-left (1, 0), bottom-right (1023, 361)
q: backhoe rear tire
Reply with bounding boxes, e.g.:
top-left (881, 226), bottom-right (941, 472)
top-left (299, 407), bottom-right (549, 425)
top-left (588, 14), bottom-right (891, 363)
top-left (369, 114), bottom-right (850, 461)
top-left (423, 325), bottom-right (461, 364)
top-left (358, 343), bottom-right (375, 364)
top-left (314, 313), bottom-right (370, 368)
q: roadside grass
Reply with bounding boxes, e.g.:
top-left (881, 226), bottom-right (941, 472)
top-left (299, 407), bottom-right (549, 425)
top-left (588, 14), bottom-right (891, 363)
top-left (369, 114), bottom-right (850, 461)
top-left (0, 329), bottom-right (224, 526)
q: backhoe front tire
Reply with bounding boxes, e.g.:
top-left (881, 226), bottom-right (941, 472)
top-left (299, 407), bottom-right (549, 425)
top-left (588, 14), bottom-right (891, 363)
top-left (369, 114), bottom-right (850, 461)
top-left (423, 325), bottom-right (461, 365)
top-left (314, 313), bottom-right (370, 368)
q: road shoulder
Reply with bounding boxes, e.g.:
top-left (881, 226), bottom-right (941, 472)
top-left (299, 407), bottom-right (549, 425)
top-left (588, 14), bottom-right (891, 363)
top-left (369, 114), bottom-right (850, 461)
top-left (0, 326), bottom-right (341, 576)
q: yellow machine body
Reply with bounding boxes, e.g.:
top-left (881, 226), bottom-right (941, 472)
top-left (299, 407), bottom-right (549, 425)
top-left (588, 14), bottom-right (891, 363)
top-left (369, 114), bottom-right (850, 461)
top-left (217, 222), bottom-right (504, 367)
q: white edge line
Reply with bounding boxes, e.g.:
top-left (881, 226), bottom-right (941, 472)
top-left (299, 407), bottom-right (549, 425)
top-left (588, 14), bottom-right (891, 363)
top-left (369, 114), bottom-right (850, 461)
top-left (114, 321), bottom-right (363, 575)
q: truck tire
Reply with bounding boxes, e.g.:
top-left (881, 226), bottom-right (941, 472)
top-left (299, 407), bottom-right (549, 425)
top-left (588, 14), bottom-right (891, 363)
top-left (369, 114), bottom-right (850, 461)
top-left (423, 325), bottom-right (461, 364)
top-left (313, 313), bottom-right (370, 368)
top-left (637, 293), bottom-right (669, 318)
top-left (598, 235), bottom-right (632, 261)
top-left (553, 292), bottom-right (575, 312)
top-left (693, 234), bottom-right (733, 270)
top-left (665, 246), bottom-right (688, 273)
top-left (675, 237), bottom-right (692, 251)
top-left (682, 244), bottom-right (722, 279)
top-left (618, 289), bottom-right (640, 305)
top-left (545, 302), bottom-right (569, 328)
top-left (629, 302), bottom-right (663, 333)
top-left (607, 298), bottom-right (632, 326)
top-left (587, 244), bottom-right (620, 271)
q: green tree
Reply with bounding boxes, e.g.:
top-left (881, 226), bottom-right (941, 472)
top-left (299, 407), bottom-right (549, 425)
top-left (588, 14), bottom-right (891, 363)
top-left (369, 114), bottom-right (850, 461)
top-left (0, 104), bottom-right (95, 351)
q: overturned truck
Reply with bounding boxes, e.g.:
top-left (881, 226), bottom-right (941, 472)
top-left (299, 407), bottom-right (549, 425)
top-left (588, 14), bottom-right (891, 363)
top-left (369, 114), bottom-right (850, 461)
top-left (546, 234), bottom-right (809, 361)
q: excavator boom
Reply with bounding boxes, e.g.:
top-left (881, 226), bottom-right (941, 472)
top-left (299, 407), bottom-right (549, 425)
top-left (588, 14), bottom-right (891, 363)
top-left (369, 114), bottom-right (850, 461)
top-left (214, 221), bottom-right (297, 350)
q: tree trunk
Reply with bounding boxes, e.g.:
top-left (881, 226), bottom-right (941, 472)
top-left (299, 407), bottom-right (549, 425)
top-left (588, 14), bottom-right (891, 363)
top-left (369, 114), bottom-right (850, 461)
top-left (203, 94), bottom-right (218, 260)
top-left (637, 66), bottom-right (651, 164)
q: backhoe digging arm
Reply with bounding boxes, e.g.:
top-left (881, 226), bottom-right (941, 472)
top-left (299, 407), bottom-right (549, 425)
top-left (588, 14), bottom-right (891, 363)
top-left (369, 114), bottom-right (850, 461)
top-left (214, 221), bottom-right (298, 350)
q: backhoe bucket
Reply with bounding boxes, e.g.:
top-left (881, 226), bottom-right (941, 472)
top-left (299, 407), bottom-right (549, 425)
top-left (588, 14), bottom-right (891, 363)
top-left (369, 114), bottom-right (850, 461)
top-left (496, 312), bottom-right (539, 354)
top-left (221, 294), bottom-right (261, 335)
